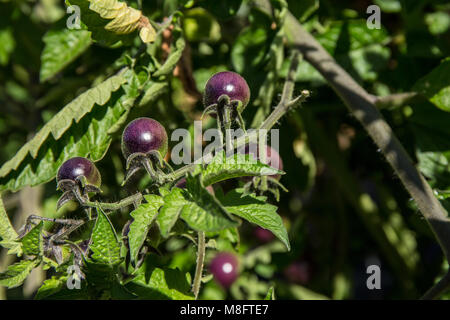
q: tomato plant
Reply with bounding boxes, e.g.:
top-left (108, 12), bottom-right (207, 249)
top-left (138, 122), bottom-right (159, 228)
top-left (0, 0), bottom-right (450, 301)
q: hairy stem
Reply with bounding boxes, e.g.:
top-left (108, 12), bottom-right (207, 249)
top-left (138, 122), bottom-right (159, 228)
top-left (192, 231), bottom-right (206, 299)
top-left (258, 130), bottom-right (268, 192)
top-left (375, 92), bottom-right (421, 109)
top-left (224, 107), bottom-right (233, 154)
top-left (81, 192), bottom-right (143, 211)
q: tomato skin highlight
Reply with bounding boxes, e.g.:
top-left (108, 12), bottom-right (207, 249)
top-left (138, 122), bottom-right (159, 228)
top-left (203, 71), bottom-right (250, 109)
top-left (121, 117), bottom-right (168, 158)
top-left (57, 157), bottom-right (101, 187)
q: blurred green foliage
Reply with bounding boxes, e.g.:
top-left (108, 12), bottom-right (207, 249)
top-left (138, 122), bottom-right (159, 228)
top-left (0, 0), bottom-right (450, 300)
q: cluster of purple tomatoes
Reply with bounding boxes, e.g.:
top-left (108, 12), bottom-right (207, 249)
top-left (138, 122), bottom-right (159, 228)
top-left (56, 71), bottom-right (282, 289)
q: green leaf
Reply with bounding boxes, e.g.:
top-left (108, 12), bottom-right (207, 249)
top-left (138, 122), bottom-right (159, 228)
top-left (157, 188), bottom-right (187, 237)
top-left (40, 28), bottom-right (92, 82)
top-left (0, 259), bottom-right (40, 288)
top-left (90, 0), bottom-right (141, 33)
top-left (128, 195), bottom-right (164, 264)
top-left (265, 286), bottom-right (275, 300)
top-left (20, 221), bottom-right (44, 256)
top-left (231, 26), bottom-right (270, 74)
top-left (205, 227), bottom-right (240, 251)
top-left (0, 28), bottom-right (15, 66)
top-left (0, 195), bottom-right (22, 256)
top-left (35, 276), bottom-right (67, 300)
top-left (374, 0), bottom-right (401, 13)
top-left (0, 74), bottom-right (126, 191)
top-left (288, 284), bottom-right (329, 300)
top-left (181, 174), bottom-right (239, 232)
top-left (202, 152), bottom-right (284, 186)
top-left (0, 194), bottom-right (19, 245)
top-left (409, 101), bottom-right (450, 189)
top-left (322, 20), bottom-right (390, 82)
top-left (152, 28), bottom-right (186, 78)
top-left (183, 8), bottom-right (221, 42)
top-left (413, 57), bottom-right (450, 112)
top-left (125, 257), bottom-right (194, 300)
top-left (138, 81), bottom-right (168, 107)
top-left (425, 12), bottom-right (450, 35)
top-left (67, 0), bottom-right (152, 46)
top-left (0, 70), bottom-right (155, 192)
top-left (89, 208), bottom-right (121, 266)
top-left (159, 175), bottom-right (239, 234)
top-left (286, 20), bottom-right (390, 83)
top-left (35, 276), bottom-right (89, 300)
top-left (217, 189), bottom-right (290, 250)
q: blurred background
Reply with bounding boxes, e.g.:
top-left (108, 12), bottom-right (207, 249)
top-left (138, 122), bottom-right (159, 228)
top-left (1, 0), bottom-right (450, 299)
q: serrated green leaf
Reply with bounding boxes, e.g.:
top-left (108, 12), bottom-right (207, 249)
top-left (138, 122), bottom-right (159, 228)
top-left (21, 221), bottom-right (44, 256)
top-left (0, 74), bottom-right (125, 189)
top-left (127, 269), bottom-right (194, 300)
top-left (40, 28), bottom-right (92, 82)
top-left (181, 174), bottom-right (239, 232)
top-left (83, 260), bottom-right (117, 288)
top-left (0, 194), bottom-right (22, 255)
top-left (89, 208), bottom-right (121, 265)
top-left (126, 257), bottom-right (194, 300)
top-left (157, 188), bottom-right (187, 237)
top-left (128, 195), bottom-right (164, 264)
top-left (138, 81), bottom-right (168, 107)
top-left (35, 276), bottom-right (88, 300)
top-left (217, 189), bottom-right (290, 250)
top-left (89, 0), bottom-right (141, 34)
top-left (0, 194), bottom-right (19, 245)
top-left (35, 276), bottom-right (66, 300)
top-left (0, 71), bottom-right (154, 192)
top-left (159, 176), bottom-right (239, 234)
top-left (202, 152), bottom-right (284, 186)
top-left (413, 57), bottom-right (450, 112)
top-left (68, 0), bottom-right (137, 46)
top-left (0, 241), bottom-right (23, 256)
top-left (68, 0), bottom-right (156, 44)
top-left (0, 259), bottom-right (40, 288)
top-left (152, 28), bottom-right (185, 78)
